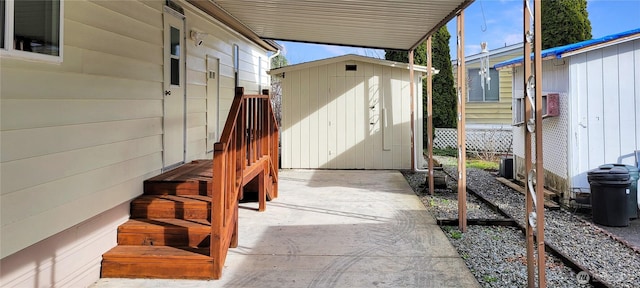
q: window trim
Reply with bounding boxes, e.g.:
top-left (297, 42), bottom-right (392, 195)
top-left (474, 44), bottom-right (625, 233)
top-left (0, 0), bottom-right (64, 63)
top-left (467, 67), bottom-right (499, 103)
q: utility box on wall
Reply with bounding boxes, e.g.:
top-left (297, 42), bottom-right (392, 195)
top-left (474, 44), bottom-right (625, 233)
top-left (542, 93), bottom-right (560, 118)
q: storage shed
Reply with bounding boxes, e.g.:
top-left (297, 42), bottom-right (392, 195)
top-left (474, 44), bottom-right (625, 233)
top-left (270, 54), bottom-right (428, 169)
top-left (495, 28), bottom-right (640, 201)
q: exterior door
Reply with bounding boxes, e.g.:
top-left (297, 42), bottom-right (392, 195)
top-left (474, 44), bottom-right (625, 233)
top-left (206, 55), bottom-right (220, 152)
top-left (163, 10), bottom-right (185, 169)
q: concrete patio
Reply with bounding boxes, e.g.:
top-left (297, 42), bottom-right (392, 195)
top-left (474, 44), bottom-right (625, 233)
top-left (91, 170), bottom-right (479, 288)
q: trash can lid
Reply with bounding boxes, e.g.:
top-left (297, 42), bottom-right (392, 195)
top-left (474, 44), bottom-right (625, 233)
top-left (588, 166), bottom-right (630, 182)
top-left (599, 163), bottom-right (639, 174)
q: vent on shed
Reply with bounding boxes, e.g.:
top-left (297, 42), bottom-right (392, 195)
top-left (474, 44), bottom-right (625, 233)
top-left (345, 64), bottom-right (357, 71)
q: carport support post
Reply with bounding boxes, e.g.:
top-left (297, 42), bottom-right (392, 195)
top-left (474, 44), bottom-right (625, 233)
top-left (427, 37), bottom-right (434, 195)
top-left (523, 0), bottom-right (546, 286)
top-left (456, 12), bottom-right (467, 232)
top-left (409, 50), bottom-right (416, 171)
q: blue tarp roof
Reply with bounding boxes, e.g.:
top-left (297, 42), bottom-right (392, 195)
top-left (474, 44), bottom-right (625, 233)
top-left (494, 28), bottom-right (640, 69)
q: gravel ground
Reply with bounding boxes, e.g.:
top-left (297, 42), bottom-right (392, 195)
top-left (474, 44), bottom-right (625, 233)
top-left (408, 156), bottom-right (640, 287)
top-left (403, 169), bottom-right (589, 287)
top-left (455, 166), bottom-right (640, 288)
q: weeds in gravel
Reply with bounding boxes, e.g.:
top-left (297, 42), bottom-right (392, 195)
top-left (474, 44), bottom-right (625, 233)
top-left (450, 230), bottom-right (463, 240)
top-left (483, 275), bottom-right (498, 283)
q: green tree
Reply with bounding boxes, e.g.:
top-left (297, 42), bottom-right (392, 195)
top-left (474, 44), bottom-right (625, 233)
top-left (430, 26), bottom-right (457, 129)
top-left (541, 0), bottom-right (592, 49)
top-left (270, 53), bottom-right (288, 125)
top-left (384, 26), bottom-right (457, 135)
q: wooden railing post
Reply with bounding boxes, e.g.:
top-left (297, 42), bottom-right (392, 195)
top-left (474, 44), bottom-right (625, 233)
top-left (209, 87), bottom-right (279, 279)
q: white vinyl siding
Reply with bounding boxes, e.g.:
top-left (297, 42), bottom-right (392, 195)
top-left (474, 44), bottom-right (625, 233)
top-left (0, 0), bottom-right (270, 286)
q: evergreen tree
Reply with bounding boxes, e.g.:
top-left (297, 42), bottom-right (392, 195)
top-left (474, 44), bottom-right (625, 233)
top-left (541, 0), bottom-right (592, 49)
top-left (270, 54), bottom-right (288, 125)
top-left (384, 26), bottom-right (457, 136)
top-left (430, 26), bottom-right (457, 129)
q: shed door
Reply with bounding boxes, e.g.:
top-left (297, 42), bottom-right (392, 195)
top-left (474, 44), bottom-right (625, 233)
top-left (163, 10), bottom-right (185, 169)
top-left (328, 76), bottom-right (366, 169)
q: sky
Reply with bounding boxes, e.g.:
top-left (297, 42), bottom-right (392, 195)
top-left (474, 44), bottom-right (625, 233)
top-left (277, 0), bottom-right (640, 65)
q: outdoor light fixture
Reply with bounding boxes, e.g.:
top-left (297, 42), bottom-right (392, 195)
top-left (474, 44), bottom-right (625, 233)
top-left (190, 30), bottom-right (206, 46)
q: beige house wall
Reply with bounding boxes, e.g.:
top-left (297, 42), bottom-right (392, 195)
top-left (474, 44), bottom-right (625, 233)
top-left (0, 0), bottom-right (269, 286)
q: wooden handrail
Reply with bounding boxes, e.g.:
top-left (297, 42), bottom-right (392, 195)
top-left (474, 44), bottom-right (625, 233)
top-left (210, 87), bottom-right (279, 279)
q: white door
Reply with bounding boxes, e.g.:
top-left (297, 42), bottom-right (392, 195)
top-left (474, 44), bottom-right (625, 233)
top-left (163, 10), bottom-right (185, 169)
top-left (206, 55), bottom-right (220, 152)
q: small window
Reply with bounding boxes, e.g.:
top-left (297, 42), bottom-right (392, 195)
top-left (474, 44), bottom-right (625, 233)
top-left (345, 64), bottom-right (357, 71)
top-left (513, 97), bottom-right (524, 125)
top-left (467, 68), bottom-right (499, 102)
top-left (1, 0), bottom-right (63, 62)
top-left (170, 26), bottom-right (180, 85)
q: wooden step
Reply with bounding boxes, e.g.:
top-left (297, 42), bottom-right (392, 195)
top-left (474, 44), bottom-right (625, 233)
top-left (117, 218), bottom-right (211, 247)
top-left (101, 245), bottom-right (214, 279)
top-left (131, 195), bottom-right (211, 220)
top-left (144, 160), bottom-right (213, 195)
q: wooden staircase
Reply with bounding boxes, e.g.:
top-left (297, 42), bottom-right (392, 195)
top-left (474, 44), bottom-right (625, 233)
top-left (101, 160), bottom-right (216, 279)
top-left (101, 88), bottom-right (279, 280)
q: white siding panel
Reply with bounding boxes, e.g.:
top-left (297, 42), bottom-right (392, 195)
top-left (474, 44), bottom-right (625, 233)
top-left (636, 40), bottom-right (640, 158)
top-left (308, 67), bottom-right (320, 168)
top-left (0, 68), bottom-right (161, 100)
top-left (317, 65), bottom-right (329, 167)
top-left (66, 0), bottom-right (162, 46)
top-left (0, 202), bottom-right (129, 288)
top-left (299, 68), bottom-right (310, 168)
top-left (1, 118), bottom-right (162, 162)
top-left (65, 19), bottom-right (162, 65)
top-left (571, 53), bottom-right (591, 188)
top-left (586, 50), bottom-right (605, 169)
top-left (602, 45), bottom-right (621, 163)
top-left (1, 170), bottom-right (156, 259)
top-left (2, 136), bottom-right (162, 193)
top-left (617, 40), bottom-right (638, 166)
top-left (1, 99), bottom-right (162, 130)
top-left (1, 153), bottom-right (160, 228)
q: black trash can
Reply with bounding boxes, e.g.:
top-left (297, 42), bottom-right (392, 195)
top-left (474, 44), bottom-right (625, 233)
top-left (588, 166), bottom-right (631, 227)
top-left (600, 164), bottom-right (639, 219)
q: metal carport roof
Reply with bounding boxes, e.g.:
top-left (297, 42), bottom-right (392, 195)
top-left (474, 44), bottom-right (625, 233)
top-left (187, 0), bottom-right (474, 51)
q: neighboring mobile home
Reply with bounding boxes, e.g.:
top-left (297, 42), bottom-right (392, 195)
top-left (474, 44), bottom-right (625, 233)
top-left (270, 54), bottom-right (427, 170)
top-left (0, 0), bottom-right (275, 286)
top-left (441, 43), bottom-right (522, 153)
top-left (495, 28), bottom-right (640, 202)
top-left (454, 43), bottom-right (522, 128)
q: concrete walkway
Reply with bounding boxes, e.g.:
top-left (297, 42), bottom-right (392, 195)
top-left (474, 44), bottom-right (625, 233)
top-left (91, 170), bottom-right (479, 288)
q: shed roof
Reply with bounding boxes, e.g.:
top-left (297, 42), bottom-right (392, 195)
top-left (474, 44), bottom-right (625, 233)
top-left (495, 28), bottom-right (640, 69)
top-left (187, 0), bottom-right (473, 51)
top-left (268, 54), bottom-right (431, 75)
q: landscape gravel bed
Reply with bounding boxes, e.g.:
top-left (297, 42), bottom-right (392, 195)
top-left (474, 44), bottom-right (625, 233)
top-left (437, 165), bottom-right (640, 287)
top-left (403, 170), bottom-right (589, 287)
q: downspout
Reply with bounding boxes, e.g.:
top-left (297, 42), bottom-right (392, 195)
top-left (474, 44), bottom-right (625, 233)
top-left (267, 49), bottom-right (281, 92)
top-left (268, 49), bottom-right (281, 68)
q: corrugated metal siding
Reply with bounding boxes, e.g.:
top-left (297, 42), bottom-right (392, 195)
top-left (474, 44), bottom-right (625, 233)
top-left (281, 60), bottom-right (420, 169)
